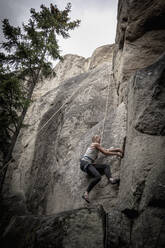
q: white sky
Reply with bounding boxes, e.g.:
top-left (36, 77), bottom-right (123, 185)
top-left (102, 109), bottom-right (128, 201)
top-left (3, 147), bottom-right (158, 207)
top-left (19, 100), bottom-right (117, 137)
top-left (0, 0), bottom-right (118, 58)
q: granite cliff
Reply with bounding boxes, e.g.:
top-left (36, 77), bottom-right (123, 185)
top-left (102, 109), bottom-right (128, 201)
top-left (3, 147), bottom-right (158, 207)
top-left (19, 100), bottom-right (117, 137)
top-left (1, 1), bottom-right (165, 247)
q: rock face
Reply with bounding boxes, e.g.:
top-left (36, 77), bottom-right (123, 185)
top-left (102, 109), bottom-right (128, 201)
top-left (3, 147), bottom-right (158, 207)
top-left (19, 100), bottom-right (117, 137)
top-left (5, 43), bottom-right (126, 215)
top-left (0, 192), bottom-right (29, 237)
top-left (107, 0), bottom-right (165, 247)
top-left (89, 44), bottom-right (114, 70)
top-left (109, 54), bottom-right (165, 248)
top-left (113, 0), bottom-right (165, 103)
top-left (1, 205), bottom-right (105, 248)
top-left (1, 1), bottom-right (165, 247)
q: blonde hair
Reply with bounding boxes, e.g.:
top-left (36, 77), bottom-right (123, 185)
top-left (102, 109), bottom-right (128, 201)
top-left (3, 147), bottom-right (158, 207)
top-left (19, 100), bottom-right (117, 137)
top-left (92, 135), bottom-right (100, 143)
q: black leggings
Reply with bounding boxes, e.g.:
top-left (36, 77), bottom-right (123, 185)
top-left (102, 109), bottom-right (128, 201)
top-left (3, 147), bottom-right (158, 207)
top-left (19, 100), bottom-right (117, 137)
top-left (86, 164), bottom-right (111, 193)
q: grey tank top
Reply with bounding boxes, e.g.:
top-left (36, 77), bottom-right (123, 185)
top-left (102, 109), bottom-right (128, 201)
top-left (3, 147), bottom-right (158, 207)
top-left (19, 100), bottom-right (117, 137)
top-left (84, 146), bottom-right (99, 161)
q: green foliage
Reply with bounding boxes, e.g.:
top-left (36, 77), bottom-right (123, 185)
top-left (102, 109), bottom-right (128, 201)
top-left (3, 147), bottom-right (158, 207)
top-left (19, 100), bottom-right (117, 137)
top-left (1, 3), bottom-right (80, 81)
top-left (0, 2), bottom-right (80, 160)
top-left (0, 64), bottom-right (27, 157)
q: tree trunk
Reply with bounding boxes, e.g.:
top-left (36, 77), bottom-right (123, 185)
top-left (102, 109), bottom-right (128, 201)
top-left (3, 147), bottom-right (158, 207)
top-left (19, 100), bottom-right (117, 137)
top-left (0, 81), bottom-right (36, 194)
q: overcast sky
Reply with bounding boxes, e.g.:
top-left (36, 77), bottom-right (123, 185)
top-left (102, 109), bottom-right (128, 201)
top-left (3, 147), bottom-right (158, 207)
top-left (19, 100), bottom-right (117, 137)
top-left (0, 0), bottom-right (118, 58)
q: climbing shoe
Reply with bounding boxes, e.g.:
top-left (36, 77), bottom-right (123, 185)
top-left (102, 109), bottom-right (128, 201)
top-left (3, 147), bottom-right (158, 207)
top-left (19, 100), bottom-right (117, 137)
top-left (82, 192), bottom-right (90, 203)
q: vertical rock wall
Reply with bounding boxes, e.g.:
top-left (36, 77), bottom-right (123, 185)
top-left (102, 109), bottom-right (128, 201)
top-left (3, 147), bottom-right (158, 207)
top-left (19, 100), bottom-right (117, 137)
top-left (108, 1), bottom-right (165, 247)
top-left (4, 44), bottom-right (127, 215)
top-left (113, 0), bottom-right (165, 103)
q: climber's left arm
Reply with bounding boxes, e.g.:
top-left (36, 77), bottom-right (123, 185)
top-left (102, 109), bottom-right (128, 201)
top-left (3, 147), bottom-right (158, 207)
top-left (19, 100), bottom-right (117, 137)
top-left (108, 148), bottom-right (123, 154)
top-left (108, 151), bottom-right (123, 158)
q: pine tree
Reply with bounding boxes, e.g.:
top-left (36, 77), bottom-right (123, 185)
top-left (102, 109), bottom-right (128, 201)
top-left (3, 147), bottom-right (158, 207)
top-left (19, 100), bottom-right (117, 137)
top-left (0, 65), bottom-right (27, 159)
top-left (0, 3), bottom-right (80, 192)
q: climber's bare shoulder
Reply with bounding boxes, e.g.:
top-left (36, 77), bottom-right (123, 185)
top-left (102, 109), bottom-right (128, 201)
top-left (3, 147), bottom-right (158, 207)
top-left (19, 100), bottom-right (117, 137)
top-left (91, 142), bottom-right (108, 154)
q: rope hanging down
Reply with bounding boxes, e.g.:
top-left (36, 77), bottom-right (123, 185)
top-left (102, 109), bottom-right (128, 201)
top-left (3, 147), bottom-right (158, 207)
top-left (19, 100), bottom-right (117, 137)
top-left (100, 70), bottom-right (111, 143)
top-left (37, 88), bottom-right (80, 136)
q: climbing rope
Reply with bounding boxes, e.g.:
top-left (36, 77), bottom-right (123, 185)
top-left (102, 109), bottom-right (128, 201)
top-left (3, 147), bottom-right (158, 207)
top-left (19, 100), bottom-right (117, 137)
top-left (38, 70), bottom-right (112, 144)
top-left (29, 70), bottom-right (112, 146)
top-left (24, 85), bottom-right (83, 147)
top-left (100, 70), bottom-right (111, 144)
top-left (0, 84), bottom-right (84, 176)
top-left (37, 88), bottom-right (80, 136)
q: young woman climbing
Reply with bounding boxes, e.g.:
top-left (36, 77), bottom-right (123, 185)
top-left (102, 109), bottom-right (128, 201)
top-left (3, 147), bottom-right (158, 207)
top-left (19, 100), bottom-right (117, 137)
top-left (80, 135), bottom-right (123, 203)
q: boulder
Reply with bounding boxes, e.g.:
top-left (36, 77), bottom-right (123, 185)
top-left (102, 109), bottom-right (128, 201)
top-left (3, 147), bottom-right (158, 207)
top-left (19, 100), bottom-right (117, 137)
top-left (1, 205), bottom-right (105, 248)
top-left (0, 192), bottom-right (29, 237)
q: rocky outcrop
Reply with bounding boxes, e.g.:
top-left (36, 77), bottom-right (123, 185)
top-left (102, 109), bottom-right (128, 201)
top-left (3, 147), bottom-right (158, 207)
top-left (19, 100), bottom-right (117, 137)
top-left (0, 192), bottom-right (29, 237)
top-left (108, 0), bottom-right (165, 247)
top-left (109, 54), bottom-right (165, 248)
top-left (119, 54), bottom-right (165, 213)
top-left (1, 205), bottom-right (105, 248)
top-left (113, 0), bottom-right (165, 103)
top-left (6, 65), bottom-right (126, 215)
top-left (33, 54), bottom-right (87, 99)
top-left (33, 44), bottom-right (114, 100)
top-left (89, 44), bottom-right (114, 70)
top-left (4, 44), bottom-right (126, 216)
